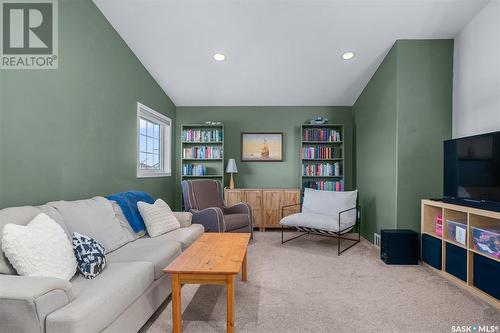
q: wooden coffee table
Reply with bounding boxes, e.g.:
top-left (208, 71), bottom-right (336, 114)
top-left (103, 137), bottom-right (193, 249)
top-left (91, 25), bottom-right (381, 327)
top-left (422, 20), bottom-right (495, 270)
top-left (163, 233), bottom-right (251, 333)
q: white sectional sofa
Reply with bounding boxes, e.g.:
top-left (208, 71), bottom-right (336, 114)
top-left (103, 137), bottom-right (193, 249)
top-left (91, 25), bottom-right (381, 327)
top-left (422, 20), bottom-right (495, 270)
top-left (0, 196), bottom-right (204, 333)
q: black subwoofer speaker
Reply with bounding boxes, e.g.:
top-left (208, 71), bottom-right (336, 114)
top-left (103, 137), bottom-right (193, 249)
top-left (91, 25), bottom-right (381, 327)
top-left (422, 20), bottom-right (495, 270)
top-left (380, 229), bottom-right (419, 265)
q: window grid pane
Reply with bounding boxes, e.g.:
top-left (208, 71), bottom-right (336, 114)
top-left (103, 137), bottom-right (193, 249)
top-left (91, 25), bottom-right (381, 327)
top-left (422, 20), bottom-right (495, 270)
top-left (140, 119), bottom-right (147, 135)
top-left (139, 117), bottom-right (161, 170)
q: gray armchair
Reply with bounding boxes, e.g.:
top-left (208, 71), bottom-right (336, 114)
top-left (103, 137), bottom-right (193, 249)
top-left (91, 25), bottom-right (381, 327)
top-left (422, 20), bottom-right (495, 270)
top-left (181, 180), bottom-right (253, 236)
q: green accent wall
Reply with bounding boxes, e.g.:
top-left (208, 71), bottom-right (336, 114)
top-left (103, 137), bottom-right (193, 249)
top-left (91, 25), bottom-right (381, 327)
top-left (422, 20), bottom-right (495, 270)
top-left (354, 40), bottom-right (453, 240)
top-left (176, 106), bottom-right (353, 208)
top-left (352, 45), bottom-right (399, 239)
top-left (0, 0), bottom-right (176, 208)
top-left (396, 40), bottom-right (454, 231)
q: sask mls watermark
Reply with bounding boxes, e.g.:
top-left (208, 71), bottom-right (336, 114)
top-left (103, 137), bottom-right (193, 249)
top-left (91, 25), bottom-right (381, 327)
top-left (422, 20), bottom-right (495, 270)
top-left (1, 0), bottom-right (58, 69)
top-left (451, 325), bottom-right (499, 333)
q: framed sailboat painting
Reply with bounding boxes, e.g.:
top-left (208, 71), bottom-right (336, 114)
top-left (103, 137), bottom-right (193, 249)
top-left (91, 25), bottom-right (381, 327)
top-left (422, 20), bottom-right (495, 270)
top-left (241, 132), bottom-right (283, 162)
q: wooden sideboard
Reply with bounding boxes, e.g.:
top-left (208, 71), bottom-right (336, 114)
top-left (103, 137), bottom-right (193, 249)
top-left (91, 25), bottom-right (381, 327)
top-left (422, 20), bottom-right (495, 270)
top-left (224, 188), bottom-right (300, 231)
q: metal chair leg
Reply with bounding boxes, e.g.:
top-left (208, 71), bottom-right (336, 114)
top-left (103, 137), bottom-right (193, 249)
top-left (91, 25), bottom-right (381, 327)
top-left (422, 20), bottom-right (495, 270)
top-left (282, 228), bottom-right (309, 244)
top-left (338, 234), bottom-right (341, 256)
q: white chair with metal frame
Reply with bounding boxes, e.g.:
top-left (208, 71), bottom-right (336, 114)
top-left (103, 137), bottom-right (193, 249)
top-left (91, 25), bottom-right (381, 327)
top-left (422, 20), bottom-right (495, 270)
top-left (279, 188), bottom-right (361, 255)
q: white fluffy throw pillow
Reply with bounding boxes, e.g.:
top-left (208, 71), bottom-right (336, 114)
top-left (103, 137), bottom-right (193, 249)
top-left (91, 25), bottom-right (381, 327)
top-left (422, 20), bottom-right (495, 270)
top-left (1, 213), bottom-right (77, 280)
top-left (138, 199), bottom-right (180, 237)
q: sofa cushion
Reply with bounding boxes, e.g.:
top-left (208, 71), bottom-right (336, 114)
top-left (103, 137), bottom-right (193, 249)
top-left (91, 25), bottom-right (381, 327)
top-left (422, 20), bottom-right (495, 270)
top-left (138, 199), bottom-right (180, 237)
top-left (0, 205), bottom-right (69, 275)
top-left (45, 262), bottom-right (153, 333)
top-left (2, 213), bottom-right (77, 280)
top-left (106, 191), bottom-right (155, 233)
top-left (110, 201), bottom-right (145, 242)
top-left (224, 214), bottom-right (250, 232)
top-left (107, 238), bottom-right (181, 280)
top-left (73, 232), bottom-right (107, 279)
top-left (48, 197), bottom-right (129, 253)
top-left (172, 212), bottom-right (193, 228)
top-left (144, 224), bottom-right (204, 250)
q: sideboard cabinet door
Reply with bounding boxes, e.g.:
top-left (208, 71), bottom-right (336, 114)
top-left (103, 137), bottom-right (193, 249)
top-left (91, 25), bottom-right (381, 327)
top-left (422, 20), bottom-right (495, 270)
top-left (224, 189), bottom-right (243, 207)
top-left (263, 190), bottom-right (283, 229)
top-left (243, 190), bottom-right (263, 231)
top-left (282, 190), bottom-right (301, 217)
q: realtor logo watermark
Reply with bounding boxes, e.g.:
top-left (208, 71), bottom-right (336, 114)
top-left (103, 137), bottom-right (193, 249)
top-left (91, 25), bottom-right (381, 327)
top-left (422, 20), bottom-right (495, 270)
top-left (451, 325), bottom-right (499, 333)
top-left (1, 0), bottom-right (58, 69)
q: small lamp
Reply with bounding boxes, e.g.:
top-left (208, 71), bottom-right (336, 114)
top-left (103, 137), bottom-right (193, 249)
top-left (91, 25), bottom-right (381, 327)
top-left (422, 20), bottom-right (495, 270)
top-left (226, 158), bottom-right (238, 189)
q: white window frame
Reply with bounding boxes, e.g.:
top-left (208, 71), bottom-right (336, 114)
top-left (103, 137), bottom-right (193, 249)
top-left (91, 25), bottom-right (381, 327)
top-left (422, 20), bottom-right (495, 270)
top-left (137, 102), bottom-right (171, 178)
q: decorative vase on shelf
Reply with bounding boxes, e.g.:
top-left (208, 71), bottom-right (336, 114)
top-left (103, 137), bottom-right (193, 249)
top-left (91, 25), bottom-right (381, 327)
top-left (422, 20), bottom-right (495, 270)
top-left (308, 117), bottom-right (328, 125)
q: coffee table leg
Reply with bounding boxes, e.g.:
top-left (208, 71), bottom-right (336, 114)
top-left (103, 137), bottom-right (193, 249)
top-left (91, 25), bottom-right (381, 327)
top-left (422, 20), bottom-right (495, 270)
top-left (226, 275), bottom-right (235, 333)
top-left (241, 250), bottom-right (248, 282)
top-left (172, 274), bottom-right (182, 333)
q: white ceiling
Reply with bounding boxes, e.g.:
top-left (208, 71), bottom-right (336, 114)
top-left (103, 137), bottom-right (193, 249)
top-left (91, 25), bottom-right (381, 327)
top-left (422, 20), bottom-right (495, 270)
top-left (94, 0), bottom-right (489, 106)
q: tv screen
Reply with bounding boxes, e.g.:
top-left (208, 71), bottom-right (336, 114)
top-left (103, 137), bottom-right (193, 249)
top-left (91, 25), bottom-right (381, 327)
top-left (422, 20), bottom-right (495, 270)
top-left (443, 131), bottom-right (500, 211)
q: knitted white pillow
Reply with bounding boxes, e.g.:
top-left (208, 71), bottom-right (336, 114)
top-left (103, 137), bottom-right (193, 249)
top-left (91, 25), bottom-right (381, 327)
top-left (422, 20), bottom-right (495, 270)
top-left (137, 199), bottom-right (180, 237)
top-left (1, 213), bottom-right (77, 280)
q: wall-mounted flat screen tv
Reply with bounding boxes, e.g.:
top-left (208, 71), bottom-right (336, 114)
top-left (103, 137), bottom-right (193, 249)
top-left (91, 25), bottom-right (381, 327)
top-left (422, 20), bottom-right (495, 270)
top-left (443, 131), bottom-right (500, 212)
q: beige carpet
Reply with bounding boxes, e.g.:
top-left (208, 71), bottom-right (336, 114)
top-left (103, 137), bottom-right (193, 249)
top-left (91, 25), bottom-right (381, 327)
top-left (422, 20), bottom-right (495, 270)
top-left (141, 231), bottom-right (499, 333)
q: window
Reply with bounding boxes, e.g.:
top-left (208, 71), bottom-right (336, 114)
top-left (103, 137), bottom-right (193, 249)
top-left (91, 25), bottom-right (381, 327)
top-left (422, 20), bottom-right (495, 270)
top-left (137, 102), bottom-right (171, 178)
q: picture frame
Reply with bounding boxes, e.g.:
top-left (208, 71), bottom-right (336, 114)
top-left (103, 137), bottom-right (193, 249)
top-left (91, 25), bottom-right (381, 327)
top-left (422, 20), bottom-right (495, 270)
top-left (241, 132), bottom-right (283, 162)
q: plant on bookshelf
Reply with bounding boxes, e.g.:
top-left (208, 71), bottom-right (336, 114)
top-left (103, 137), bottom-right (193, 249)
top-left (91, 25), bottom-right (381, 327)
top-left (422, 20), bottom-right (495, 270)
top-left (301, 124), bottom-right (345, 193)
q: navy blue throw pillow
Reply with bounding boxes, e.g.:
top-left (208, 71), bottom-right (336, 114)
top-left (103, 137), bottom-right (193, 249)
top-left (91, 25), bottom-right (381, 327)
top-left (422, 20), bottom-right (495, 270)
top-left (72, 232), bottom-right (106, 279)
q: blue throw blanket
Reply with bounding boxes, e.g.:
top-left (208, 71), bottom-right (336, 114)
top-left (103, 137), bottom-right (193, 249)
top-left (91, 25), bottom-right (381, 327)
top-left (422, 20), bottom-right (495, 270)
top-left (107, 191), bottom-right (155, 233)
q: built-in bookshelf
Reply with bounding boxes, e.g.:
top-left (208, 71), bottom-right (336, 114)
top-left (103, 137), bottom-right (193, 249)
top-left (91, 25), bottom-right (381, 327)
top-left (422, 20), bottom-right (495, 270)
top-left (300, 124), bottom-right (344, 192)
top-left (180, 123), bottom-right (224, 187)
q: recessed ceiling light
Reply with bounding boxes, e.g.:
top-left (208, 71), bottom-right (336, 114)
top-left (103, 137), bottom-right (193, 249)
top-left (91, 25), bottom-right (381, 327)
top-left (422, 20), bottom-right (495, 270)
top-left (341, 51), bottom-right (355, 60)
top-left (213, 53), bottom-right (226, 61)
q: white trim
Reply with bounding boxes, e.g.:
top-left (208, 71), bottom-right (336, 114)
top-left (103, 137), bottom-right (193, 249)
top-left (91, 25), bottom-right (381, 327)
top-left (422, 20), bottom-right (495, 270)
top-left (136, 102), bottom-right (172, 178)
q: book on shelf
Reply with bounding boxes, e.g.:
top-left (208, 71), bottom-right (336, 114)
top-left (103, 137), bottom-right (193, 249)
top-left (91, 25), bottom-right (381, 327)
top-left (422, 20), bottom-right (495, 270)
top-left (182, 146), bottom-right (223, 159)
top-left (182, 128), bottom-right (223, 142)
top-left (303, 180), bottom-right (344, 191)
top-left (301, 146), bottom-right (342, 159)
top-left (302, 162), bottom-right (342, 176)
top-left (182, 164), bottom-right (207, 176)
top-left (302, 128), bottom-right (341, 142)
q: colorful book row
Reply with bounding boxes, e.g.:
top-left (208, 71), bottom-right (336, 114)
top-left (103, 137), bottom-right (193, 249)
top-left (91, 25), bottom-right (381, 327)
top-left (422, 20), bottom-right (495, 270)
top-left (182, 147), bottom-right (223, 159)
top-left (182, 129), bottom-right (223, 142)
top-left (302, 162), bottom-right (341, 176)
top-left (303, 180), bottom-right (344, 191)
top-left (302, 128), bottom-right (341, 142)
top-left (302, 146), bottom-right (342, 159)
top-left (182, 164), bottom-right (207, 176)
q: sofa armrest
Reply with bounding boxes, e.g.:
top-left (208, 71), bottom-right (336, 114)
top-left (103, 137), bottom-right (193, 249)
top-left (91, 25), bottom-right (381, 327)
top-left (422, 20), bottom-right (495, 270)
top-left (173, 211), bottom-right (193, 228)
top-left (189, 207), bottom-right (224, 232)
top-left (0, 275), bottom-right (73, 333)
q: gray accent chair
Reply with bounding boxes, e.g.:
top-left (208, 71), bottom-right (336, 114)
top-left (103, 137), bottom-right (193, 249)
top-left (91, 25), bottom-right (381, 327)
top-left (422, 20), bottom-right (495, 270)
top-left (181, 180), bottom-right (253, 236)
